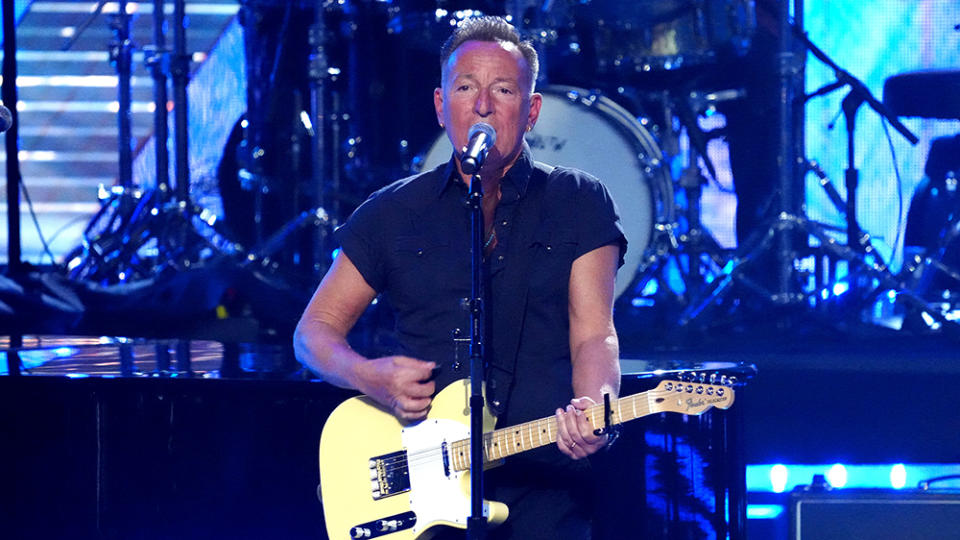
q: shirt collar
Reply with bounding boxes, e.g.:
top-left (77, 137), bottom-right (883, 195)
top-left (435, 143), bottom-right (534, 199)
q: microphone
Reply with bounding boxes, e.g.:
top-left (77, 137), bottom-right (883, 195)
top-left (0, 105), bottom-right (11, 133)
top-left (460, 122), bottom-right (496, 175)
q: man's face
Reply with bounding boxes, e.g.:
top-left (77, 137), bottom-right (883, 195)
top-left (434, 40), bottom-right (541, 175)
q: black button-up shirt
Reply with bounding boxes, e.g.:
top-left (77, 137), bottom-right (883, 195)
top-left (336, 146), bottom-right (626, 425)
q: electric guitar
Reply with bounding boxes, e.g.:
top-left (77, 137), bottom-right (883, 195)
top-left (318, 377), bottom-right (735, 540)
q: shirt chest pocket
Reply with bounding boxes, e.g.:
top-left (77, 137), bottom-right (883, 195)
top-left (388, 235), bottom-right (463, 305)
top-left (527, 223), bottom-right (578, 299)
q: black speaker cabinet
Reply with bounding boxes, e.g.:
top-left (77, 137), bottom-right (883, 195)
top-left (790, 488), bottom-right (960, 540)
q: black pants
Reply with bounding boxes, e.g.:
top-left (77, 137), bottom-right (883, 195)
top-left (435, 449), bottom-right (594, 540)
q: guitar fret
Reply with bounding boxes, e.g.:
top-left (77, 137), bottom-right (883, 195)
top-left (446, 382), bottom-right (731, 473)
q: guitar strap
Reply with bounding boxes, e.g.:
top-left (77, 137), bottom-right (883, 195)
top-left (486, 161), bottom-right (557, 417)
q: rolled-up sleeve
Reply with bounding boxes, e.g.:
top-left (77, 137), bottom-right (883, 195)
top-left (333, 192), bottom-right (388, 292)
top-left (567, 170), bottom-right (628, 268)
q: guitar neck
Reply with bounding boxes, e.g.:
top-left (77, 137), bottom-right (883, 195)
top-left (447, 380), bottom-right (734, 472)
top-left (448, 390), bottom-right (652, 472)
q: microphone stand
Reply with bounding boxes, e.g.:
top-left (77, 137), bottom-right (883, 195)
top-left (793, 29), bottom-right (919, 255)
top-left (2, 0), bottom-right (22, 276)
top-left (466, 169), bottom-right (487, 540)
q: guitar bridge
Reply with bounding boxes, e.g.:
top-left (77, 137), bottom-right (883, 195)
top-left (369, 450), bottom-right (410, 500)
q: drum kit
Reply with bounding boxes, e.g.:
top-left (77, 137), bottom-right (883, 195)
top-left (405, 0), bottom-right (760, 307)
top-left (62, 0), bottom-right (960, 334)
top-left (66, 0), bottom-right (782, 329)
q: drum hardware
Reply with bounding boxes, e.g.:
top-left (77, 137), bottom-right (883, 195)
top-left (676, 1), bottom-right (807, 327)
top-left (307, 0), bottom-right (337, 272)
top-left (418, 85), bottom-right (676, 301)
top-left (2, 0), bottom-right (23, 274)
top-left (65, 0), bottom-right (244, 289)
top-left (570, 0), bottom-right (757, 78)
top-left (633, 87), bottom-right (738, 303)
top-left (227, 0), bottom-right (344, 290)
top-left (886, 73), bottom-right (960, 318)
top-left (679, 23), bottom-right (960, 334)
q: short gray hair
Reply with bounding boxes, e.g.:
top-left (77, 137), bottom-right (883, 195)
top-left (439, 16), bottom-right (539, 93)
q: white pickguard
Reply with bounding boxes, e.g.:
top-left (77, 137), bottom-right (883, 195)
top-left (401, 418), bottom-right (489, 534)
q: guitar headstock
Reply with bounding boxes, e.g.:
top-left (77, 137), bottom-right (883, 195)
top-left (650, 372), bottom-right (736, 415)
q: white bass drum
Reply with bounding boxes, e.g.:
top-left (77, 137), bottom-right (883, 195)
top-left (418, 86), bottom-right (673, 300)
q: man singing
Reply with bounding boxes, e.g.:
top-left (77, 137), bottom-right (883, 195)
top-left (295, 16), bottom-right (626, 539)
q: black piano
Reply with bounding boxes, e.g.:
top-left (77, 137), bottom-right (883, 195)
top-left (1, 336), bottom-right (754, 539)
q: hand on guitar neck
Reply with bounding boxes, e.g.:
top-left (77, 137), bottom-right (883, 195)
top-left (555, 397), bottom-right (610, 459)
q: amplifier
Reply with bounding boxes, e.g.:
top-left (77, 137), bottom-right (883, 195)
top-left (790, 488), bottom-right (960, 540)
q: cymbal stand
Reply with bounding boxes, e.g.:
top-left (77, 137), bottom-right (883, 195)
top-left (639, 89), bottom-right (731, 306)
top-left (61, 0), bottom-right (133, 192)
top-left (679, 0), bottom-right (808, 326)
top-left (680, 15), bottom-right (959, 334)
top-left (66, 0), bottom-right (241, 285)
top-left (3, 0), bottom-right (23, 275)
top-left (306, 0), bottom-right (337, 273)
top-left (232, 1), bottom-right (335, 288)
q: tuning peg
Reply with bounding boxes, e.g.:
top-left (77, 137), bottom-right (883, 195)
top-left (728, 376), bottom-right (737, 387)
top-left (709, 372), bottom-right (718, 384)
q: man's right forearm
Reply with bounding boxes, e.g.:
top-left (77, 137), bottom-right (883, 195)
top-left (293, 319), bottom-right (368, 391)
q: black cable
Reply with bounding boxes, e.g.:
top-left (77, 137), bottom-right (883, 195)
top-left (45, 214), bottom-right (93, 253)
top-left (880, 117), bottom-right (905, 262)
top-left (17, 176), bottom-right (58, 265)
top-left (267, 1), bottom-right (294, 89)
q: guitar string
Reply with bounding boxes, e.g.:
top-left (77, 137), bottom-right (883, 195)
top-left (370, 387), bottom-right (728, 473)
top-left (373, 390), bottom-right (651, 472)
top-left (374, 388), bottom-right (677, 470)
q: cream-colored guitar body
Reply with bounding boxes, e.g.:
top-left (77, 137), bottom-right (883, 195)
top-left (318, 379), bottom-right (507, 540)
top-left (319, 376), bottom-right (735, 539)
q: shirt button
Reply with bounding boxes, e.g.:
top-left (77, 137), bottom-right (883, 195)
top-left (500, 219), bottom-right (508, 226)
top-left (546, 245), bottom-right (552, 252)
top-left (416, 249), bottom-right (424, 256)
top-left (497, 255), bottom-right (504, 261)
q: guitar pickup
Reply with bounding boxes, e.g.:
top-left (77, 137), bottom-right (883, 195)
top-left (369, 450), bottom-right (410, 500)
top-left (349, 511), bottom-right (417, 539)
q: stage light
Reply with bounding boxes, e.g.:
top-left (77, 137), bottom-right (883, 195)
top-left (747, 505), bottom-right (784, 519)
top-left (826, 464), bottom-right (848, 488)
top-left (890, 464), bottom-right (907, 489)
top-left (770, 464), bottom-right (789, 493)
